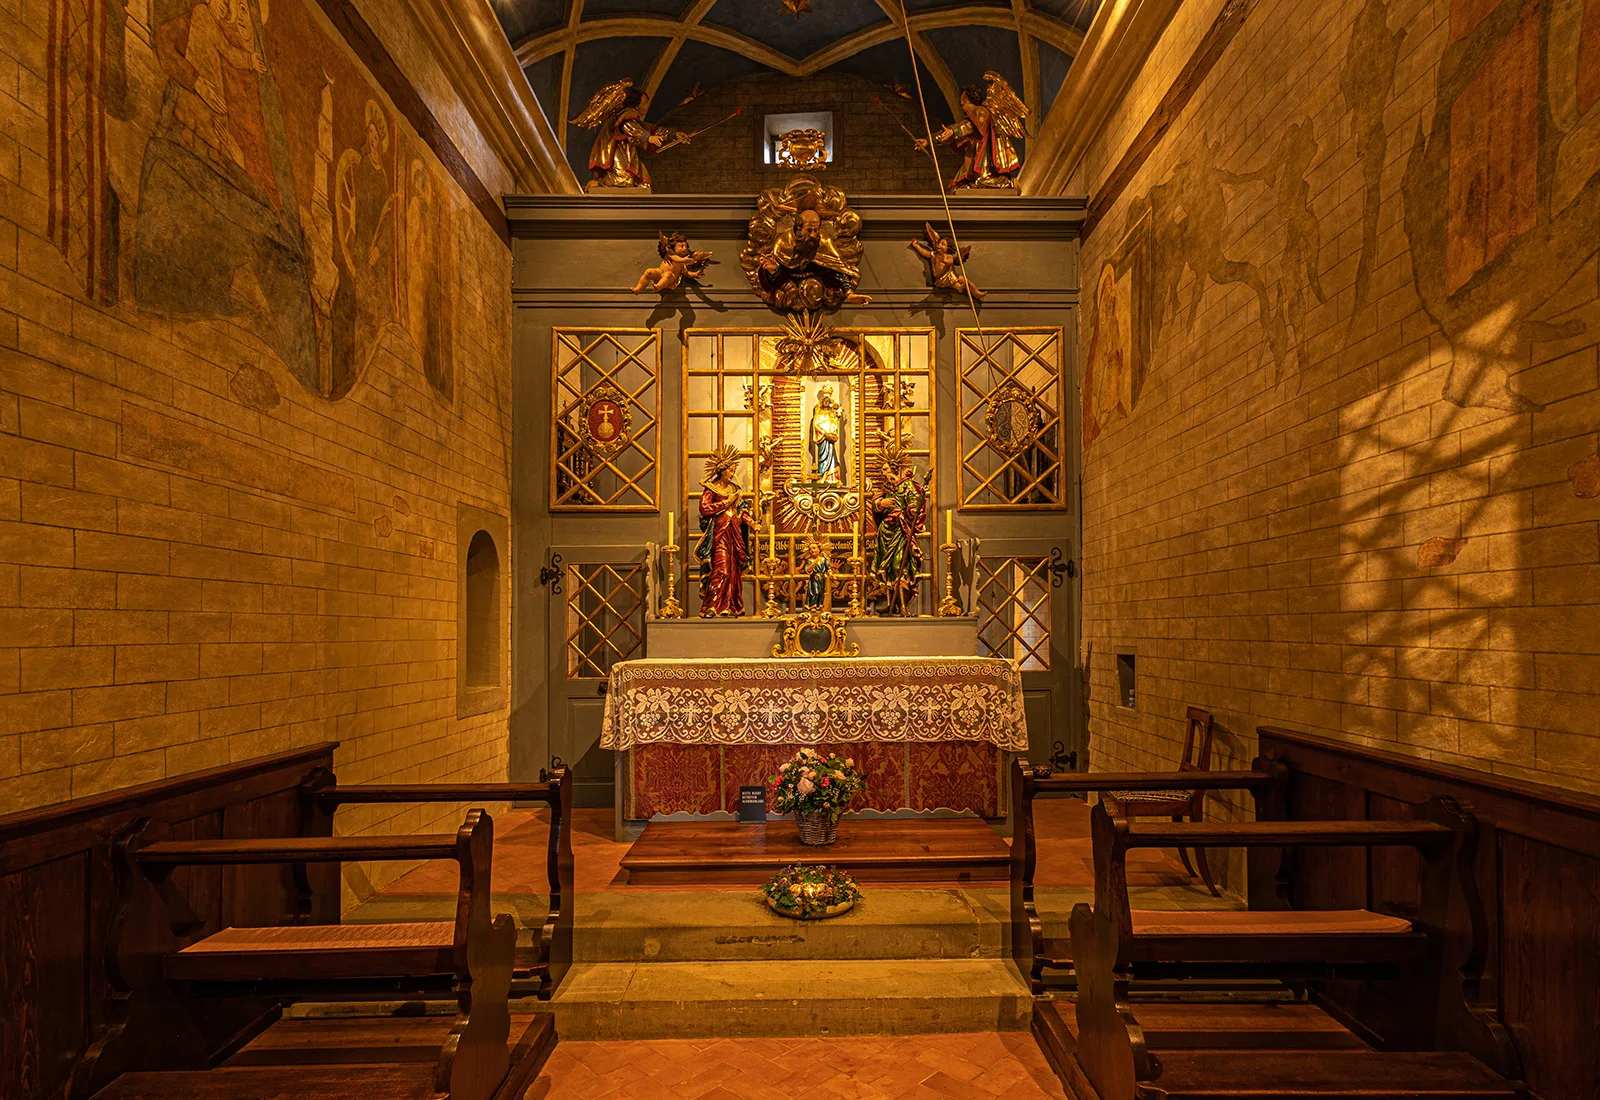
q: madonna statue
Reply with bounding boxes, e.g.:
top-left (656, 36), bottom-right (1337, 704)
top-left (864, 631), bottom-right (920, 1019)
top-left (870, 446), bottom-right (928, 617)
top-left (810, 389), bottom-right (844, 484)
top-left (696, 445), bottom-right (753, 617)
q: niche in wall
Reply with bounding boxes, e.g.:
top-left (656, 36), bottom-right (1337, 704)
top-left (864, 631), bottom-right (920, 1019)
top-left (1116, 652), bottom-right (1137, 708)
top-left (457, 502), bottom-right (510, 718)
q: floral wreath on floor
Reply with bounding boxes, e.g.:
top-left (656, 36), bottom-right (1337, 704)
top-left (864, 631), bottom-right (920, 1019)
top-left (770, 748), bottom-right (866, 821)
top-left (760, 863), bottom-right (863, 920)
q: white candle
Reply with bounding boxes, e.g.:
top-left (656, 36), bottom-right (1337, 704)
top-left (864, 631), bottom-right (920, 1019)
top-left (667, 511), bottom-right (674, 545)
top-left (769, 522), bottom-right (776, 556)
top-left (852, 521), bottom-right (860, 558)
top-left (946, 508), bottom-right (953, 545)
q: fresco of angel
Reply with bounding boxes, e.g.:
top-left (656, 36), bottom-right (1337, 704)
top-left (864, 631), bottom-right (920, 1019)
top-left (911, 222), bottom-right (986, 299)
top-left (632, 231), bottom-right (715, 294)
top-left (915, 72), bottom-right (1028, 190)
top-left (568, 79), bottom-right (688, 191)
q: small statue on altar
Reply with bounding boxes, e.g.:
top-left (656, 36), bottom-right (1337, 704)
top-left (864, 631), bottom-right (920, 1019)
top-left (632, 231), bottom-right (715, 294)
top-left (914, 72), bottom-right (1028, 190)
top-left (741, 175), bottom-right (870, 312)
top-left (696, 445), bottom-right (753, 617)
top-left (912, 222), bottom-right (986, 299)
top-left (870, 446), bottom-right (929, 617)
top-left (803, 539), bottom-right (831, 609)
top-left (810, 388), bottom-right (845, 484)
top-left (569, 80), bottom-right (688, 192)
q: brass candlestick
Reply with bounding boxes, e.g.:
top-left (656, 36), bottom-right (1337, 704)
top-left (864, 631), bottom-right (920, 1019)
top-left (846, 554), bottom-right (865, 617)
top-left (762, 553), bottom-right (783, 618)
top-left (659, 541), bottom-right (683, 618)
top-left (937, 540), bottom-right (962, 616)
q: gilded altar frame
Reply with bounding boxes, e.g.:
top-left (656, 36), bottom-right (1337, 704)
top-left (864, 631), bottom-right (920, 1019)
top-left (681, 326), bottom-right (937, 617)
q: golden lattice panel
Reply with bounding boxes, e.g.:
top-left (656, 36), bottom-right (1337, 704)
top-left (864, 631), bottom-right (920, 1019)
top-left (565, 562), bottom-right (646, 679)
top-left (958, 328), bottom-right (1066, 510)
top-left (975, 556), bottom-right (1052, 671)
top-left (551, 329), bottom-right (660, 511)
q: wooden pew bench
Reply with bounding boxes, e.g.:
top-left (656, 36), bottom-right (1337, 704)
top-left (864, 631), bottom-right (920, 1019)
top-left (298, 766), bottom-right (575, 999)
top-left (1042, 798), bottom-right (1524, 1100)
top-left (1009, 756), bottom-right (1280, 993)
top-left (87, 809), bottom-right (549, 1100)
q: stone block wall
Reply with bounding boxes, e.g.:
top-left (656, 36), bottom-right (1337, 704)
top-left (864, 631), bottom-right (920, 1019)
top-left (1075, 0), bottom-right (1600, 795)
top-left (0, 0), bottom-right (516, 876)
top-left (644, 72), bottom-right (959, 194)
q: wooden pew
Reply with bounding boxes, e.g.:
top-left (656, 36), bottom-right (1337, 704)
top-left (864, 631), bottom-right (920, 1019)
top-left (1008, 755), bottom-right (1281, 993)
top-left (84, 809), bottom-right (548, 1100)
top-left (1051, 798), bottom-right (1523, 1100)
top-left (297, 765), bottom-right (575, 998)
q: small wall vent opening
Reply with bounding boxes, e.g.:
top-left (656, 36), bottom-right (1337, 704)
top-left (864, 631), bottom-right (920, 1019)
top-left (1116, 653), bottom-right (1137, 709)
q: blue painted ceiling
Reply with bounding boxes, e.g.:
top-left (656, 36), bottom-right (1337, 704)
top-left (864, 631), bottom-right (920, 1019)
top-left (494, 0), bottom-right (1101, 177)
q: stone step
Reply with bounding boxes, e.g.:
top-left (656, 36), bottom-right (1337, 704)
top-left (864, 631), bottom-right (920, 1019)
top-left (346, 885), bottom-right (1233, 965)
top-left (525, 959), bottom-right (1033, 1039)
top-left (349, 888), bottom-right (1025, 962)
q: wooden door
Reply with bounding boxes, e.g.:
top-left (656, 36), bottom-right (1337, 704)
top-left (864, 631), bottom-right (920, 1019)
top-left (970, 536), bottom-right (1080, 769)
top-left (545, 547), bottom-right (649, 807)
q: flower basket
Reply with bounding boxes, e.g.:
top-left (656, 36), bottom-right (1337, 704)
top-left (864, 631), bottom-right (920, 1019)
top-left (760, 863), bottom-right (862, 920)
top-left (769, 749), bottom-right (866, 846)
top-left (795, 808), bottom-right (838, 846)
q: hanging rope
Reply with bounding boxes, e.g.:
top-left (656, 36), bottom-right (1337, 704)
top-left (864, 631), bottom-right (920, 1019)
top-left (895, 10), bottom-right (986, 334)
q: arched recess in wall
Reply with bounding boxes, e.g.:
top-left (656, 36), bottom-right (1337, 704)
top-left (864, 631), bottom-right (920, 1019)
top-left (457, 503), bottom-right (510, 718)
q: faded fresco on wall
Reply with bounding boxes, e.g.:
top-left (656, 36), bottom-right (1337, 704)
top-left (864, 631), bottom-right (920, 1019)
top-left (1082, 212), bottom-right (1151, 446)
top-left (1401, 0), bottom-right (1600, 412)
top-left (1083, 0), bottom-right (1600, 439)
top-left (1078, 0), bottom-right (1600, 803)
top-left (46, 0), bottom-right (455, 404)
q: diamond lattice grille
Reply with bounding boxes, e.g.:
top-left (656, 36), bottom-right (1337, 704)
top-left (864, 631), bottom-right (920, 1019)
top-left (565, 562), bottom-right (646, 679)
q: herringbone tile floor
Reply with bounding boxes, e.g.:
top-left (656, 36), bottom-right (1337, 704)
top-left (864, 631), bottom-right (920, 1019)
top-left (524, 1032), bottom-right (1068, 1099)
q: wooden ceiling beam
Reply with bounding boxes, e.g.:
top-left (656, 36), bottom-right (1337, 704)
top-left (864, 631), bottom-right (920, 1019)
top-left (643, 0), bottom-right (720, 102)
top-left (797, 5), bottom-right (1082, 77)
top-left (515, 15), bottom-right (802, 77)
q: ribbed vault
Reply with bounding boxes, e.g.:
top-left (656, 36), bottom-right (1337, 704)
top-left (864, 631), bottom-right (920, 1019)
top-left (492, 0), bottom-right (1100, 173)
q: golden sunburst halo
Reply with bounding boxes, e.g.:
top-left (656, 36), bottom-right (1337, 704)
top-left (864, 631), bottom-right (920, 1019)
top-left (780, 0), bottom-right (813, 16)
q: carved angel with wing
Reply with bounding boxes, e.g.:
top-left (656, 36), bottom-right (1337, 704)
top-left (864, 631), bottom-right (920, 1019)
top-left (568, 79), bottom-right (687, 191)
top-left (632, 231), bottom-right (715, 294)
top-left (916, 71), bottom-right (1028, 190)
top-left (911, 222), bottom-right (986, 299)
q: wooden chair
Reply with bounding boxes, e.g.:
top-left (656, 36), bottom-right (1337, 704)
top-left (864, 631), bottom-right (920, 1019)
top-left (1100, 706), bottom-right (1221, 896)
top-left (1054, 798), bottom-right (1524, 1100)
top-left (79, 811), bottom-right (546, 1100)
top-left (297, 765), bottom-right (575, 999)
top-left (1008, 754), bottom-right (1281, 994)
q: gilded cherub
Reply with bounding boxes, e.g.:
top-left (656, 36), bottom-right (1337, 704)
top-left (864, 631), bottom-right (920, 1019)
top-left (911, 222), bottom-right (986, 299)
top-left (632, 231), bottom-right (715, 294)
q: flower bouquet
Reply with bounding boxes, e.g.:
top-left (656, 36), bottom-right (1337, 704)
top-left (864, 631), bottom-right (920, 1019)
top-left (761, 863), bottom-right (862, 920)
top-left (770, 748), bottom-right (865, 846)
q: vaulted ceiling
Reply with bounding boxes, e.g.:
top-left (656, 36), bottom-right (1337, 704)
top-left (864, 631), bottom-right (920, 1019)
top-left (493, 0), bottom-right (1101, 177)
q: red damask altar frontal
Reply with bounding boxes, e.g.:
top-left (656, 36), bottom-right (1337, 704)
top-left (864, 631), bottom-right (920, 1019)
top-left (602, 657), bottom-right (1023, 819)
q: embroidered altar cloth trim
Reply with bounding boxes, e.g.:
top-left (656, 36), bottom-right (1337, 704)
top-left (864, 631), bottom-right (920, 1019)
top-left (600, 656), bottom-right (1027, 752)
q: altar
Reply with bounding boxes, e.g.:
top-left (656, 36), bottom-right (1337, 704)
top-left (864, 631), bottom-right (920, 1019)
top-left (601, 655), bottom-right (1026, 821)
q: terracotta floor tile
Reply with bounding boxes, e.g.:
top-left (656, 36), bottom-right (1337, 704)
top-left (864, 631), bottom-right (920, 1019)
top-left (530, 1034), bottom-right (1063, 1100)
top-left (912, 1047), bottom-right (988, 1083)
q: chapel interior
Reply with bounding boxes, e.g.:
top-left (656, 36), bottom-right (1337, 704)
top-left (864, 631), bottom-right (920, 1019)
top-left (3, 0), bottom-right (1597, 1098)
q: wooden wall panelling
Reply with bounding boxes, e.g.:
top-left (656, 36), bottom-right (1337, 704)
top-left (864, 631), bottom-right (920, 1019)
top-left (1497, 833), bottom-right (1600, 1100)
top-left (1259, 726), bottom-right (1600, 1100)
top-left (0, 852), bottom-right (90, 1100)
top-left (0, 743), bottom-right (338, 1100)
